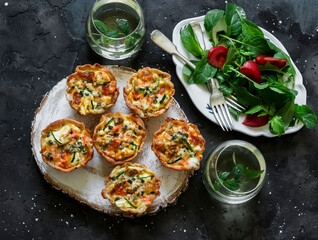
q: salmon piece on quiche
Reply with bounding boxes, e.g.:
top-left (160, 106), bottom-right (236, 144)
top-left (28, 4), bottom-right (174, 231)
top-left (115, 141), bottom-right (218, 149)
top-left (123, 67), bottom-right (175, 118)
top-left (40, 119), bottom-right (94, 172)
top-left (66, 63), bottom-right (119, 115)
top-left (101, 163), bottom-right (161, 214)
top-left (152, 118), bottom-right (205, 171)
top-left (93, 112), bottom-right (146, 164)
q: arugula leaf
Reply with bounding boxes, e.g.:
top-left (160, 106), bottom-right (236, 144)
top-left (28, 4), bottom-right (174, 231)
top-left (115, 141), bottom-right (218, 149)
top-left (245, 105), bottom-right (268, 115)
top-left (94, 20), bottom-right (108, 34)
top-left (225, 3), bottom-right (246, 37)
top-left (180, 24), bottom-right (203, 58)
top-left (229, 107), bottom-right (240, 120)
top-left (204, 9), bottom-right (224, 33)
top-left (294, 104), bottom-right (317, 129)
top-left (243, 168), bottom-right (264, 179)
top-left (241, 19), bottom-right (264, 37)
top-left (269, 115), bottom-right (285, 136)
top-left (116, 19), bottom-right (129, 35)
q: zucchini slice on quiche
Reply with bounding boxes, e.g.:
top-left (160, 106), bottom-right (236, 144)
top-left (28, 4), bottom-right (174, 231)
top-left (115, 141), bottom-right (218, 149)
top-left (66, 63), bottom-right (119, 115)
top-left (93, 112), bottom-right (146, 164)
top-left (123, 67), bottom-right (175, 118)
top-left (40, 119), bottom-right (94, 172)
top-left (101, 163), bottom-right (161, 214)
top-left (152, 118), bottom-right (205, 171)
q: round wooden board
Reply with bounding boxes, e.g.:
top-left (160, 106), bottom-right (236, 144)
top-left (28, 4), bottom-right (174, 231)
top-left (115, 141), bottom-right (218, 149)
top-left (31, 65), bottom-right (193, 217)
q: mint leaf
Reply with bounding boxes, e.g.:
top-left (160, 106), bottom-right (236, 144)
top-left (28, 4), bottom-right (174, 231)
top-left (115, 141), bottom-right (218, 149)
top-left (224, 180), bottom-right (240, 191)
top-left (231, 164), bottom-right (243, 180)
top-left (219, 171), bottom-right (230, 180)
top-left (294, 104), bottom-right (317, 129)
top-left (243, 168), bottom-right (264, 179)
top-left (105, 29), bottom-right (119, 38)
top-left (269, 115), bottom-right (285, 136)
top-left (94, 20), bottom-right (108, 34)
top-left (116, 19), bottom-right (129, 36)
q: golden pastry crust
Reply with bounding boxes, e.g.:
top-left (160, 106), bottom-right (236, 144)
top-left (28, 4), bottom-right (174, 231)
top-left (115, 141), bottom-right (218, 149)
top-left (93, 112), bottom-right (146, 164)
top-left (66, 63), bottom-right (119, 115)
top-left (152, 118), bottom-right (205, 171)
top-left (123, 67), bottom-right (175, 118)
top-left (40, 119), bottom-right (94, 172)
top-left (101, 163), bottom-right (161, 214)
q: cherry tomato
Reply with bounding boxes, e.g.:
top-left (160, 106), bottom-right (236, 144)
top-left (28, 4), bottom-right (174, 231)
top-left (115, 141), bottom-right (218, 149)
top-left (207, 46), bottom-right (229, 69)
top-left (242, 113), bottom-right (269, 127)
top-left (240, 60), bottom-right (262, 83)
top-left (255, 55), bottom-right (287, 69)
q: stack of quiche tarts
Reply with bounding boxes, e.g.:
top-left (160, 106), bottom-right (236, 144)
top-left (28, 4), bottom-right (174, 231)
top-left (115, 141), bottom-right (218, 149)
top-left (40, 64), bottom-right (205, 215)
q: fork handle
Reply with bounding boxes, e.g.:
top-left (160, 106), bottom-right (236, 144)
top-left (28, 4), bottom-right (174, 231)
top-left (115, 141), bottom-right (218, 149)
top-left (150, 30), bottom-right (196, 69)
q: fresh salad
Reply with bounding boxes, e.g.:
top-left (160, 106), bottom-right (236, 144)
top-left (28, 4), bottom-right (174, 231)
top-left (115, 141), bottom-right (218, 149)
top-left (181, 3), bottom-right (317, 136)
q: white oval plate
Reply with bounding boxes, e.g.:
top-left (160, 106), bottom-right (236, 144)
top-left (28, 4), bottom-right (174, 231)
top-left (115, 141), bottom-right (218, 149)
top-left (172, 15), bottom-right (306, 137)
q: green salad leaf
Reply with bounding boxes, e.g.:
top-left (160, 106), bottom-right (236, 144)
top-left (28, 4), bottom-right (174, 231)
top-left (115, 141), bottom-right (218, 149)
top-left (180, 24), bottom-right (203, 58)
top-left (294, 104), bottom-right (317, 129)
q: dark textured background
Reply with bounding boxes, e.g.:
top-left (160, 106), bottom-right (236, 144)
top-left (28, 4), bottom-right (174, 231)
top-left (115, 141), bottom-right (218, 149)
top-left (1, 0), bottom-right (318, 239)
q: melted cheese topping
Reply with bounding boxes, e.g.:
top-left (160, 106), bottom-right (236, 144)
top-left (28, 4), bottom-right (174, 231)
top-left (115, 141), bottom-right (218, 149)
top-left (41, 123), bottom-right (91, 169)
top-left (103, 163), bottom-right (160, 213)
top-left (66, 66), bottom-right (117, 115)
top-left (153, 119), bottom-right (205, 170)
top-left (125, 68), bottom-right (174, 117)
top-left (94, 113), bottom-right (145, 161)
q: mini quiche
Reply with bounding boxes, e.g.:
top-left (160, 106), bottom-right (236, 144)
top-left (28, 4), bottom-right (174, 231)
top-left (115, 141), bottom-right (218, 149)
top-left (93, 112), bottom-right (146, 164)
top-left (101, 163), bottom-right (161, 214)
top-left (152, 118), bottom-right (205, 171)
top-left (40, 119), bottom-right (94, 172)
top-left (66, 63), bottom-right (119, 115)
top-left (123, 67), bottom-right (175, 118)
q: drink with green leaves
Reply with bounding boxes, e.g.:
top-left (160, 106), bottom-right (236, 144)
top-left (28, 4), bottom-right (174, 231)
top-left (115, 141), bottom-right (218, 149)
top-left (203, 140), bottom-right (266, 204)
top-left (87, 0), bottom-right (146, 60)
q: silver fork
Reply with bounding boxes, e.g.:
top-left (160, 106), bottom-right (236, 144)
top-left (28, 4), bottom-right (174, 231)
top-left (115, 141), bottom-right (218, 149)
top-left (209, 78), bottom-right (234, 131)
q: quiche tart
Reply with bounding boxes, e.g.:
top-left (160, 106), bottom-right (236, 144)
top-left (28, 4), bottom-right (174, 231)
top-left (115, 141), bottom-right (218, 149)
top-left (123, 67), bottom-right (175, 118)
top-left (93, 112), bottom-right (146, 164)
top-left (66, 63), bottom-right (119, 115)
top-left (101, 163), bottom-right (161, 214)
top-left (152, 118), bottom-right (206, 171)
top-left (40, 119), bottom-right (94, 172)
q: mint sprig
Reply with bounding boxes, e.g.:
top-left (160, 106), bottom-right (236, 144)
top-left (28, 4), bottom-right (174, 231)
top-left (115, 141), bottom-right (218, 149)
top-left (214, 152), bottom-right (264, 191)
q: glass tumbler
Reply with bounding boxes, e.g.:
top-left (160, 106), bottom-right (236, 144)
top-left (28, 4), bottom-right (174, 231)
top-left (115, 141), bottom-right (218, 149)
top-left (202, 140), bottom-right (266, 204)
top-left (86, 0), bottom-right (146, 60)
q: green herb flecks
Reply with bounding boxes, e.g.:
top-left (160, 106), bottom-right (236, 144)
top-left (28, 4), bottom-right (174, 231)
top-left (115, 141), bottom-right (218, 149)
top-left (167, 156), bottom-right (182, 165)
top-left (124, 197), bottom-right (137, 209)
top-left (103, 117), bottom-right (115, 130)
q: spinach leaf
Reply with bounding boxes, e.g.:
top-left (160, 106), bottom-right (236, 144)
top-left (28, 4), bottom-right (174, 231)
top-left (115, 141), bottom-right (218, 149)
top-left (94, 20), bottom-right (108, 34)
top-left (259, 85), bottom-right (296, 109)
top-left (204, 9), bottom-right (224, 33)
top-left (116, 19), bottom-right (130, 35)
top-left (180, 24), bottom-right (203, 58)
top-left (245, 105), bottom-right (268, 115)
top-left (229, 107), bottom-right (240, 120)
top-left (218, 83), bottom-right (233, 96)
top-left (242, 35), bottom-right (274, 57)
top-left (294, 104), bottom-right (317, 129)
top-left (241, 19), bottom-right (264, 37)
top-left (269, 115), bottom-right (285, 136)
top-left (191, 53), bottom-right (218, 84)
top-left (273, 51), bottom-right (296, 81)
top-left (277, 100), bottom-right (295, 128)
top-left (225, 3), bottom-right (246, 37)
top-left (233, 86), bottom-right (262, 106)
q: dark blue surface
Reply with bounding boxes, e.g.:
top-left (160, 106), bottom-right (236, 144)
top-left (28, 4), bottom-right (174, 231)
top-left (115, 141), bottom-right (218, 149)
top-left (1, 0), bottom-right (318, 239)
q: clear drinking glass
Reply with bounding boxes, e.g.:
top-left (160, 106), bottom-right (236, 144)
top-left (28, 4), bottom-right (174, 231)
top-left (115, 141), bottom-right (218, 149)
top-left (202, 140), bottom-right (266, 204)
top-left (86, 0), bottom-right (146, 60)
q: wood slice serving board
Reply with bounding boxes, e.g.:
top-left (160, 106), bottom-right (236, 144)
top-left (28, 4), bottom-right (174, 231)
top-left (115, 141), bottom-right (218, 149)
top-left (31, 66), bottom-right (193, 217)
